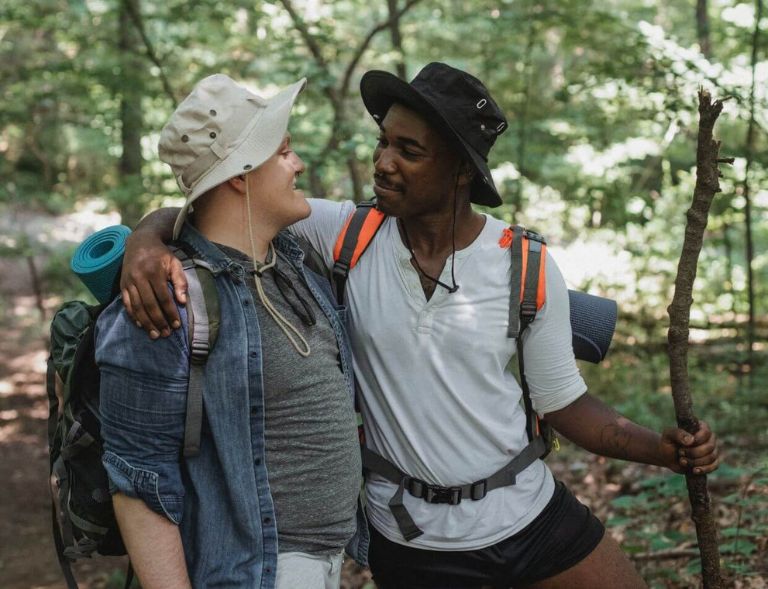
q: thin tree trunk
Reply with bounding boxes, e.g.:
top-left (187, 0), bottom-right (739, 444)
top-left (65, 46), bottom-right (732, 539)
top-left (515, 1), bottom-right (536, 215)
top-left (386, 0), bottom-right (407, 80)
top-left (696, 0), bottom-right (711, 57)
top-left (742, 0), bottom-right (762, 381)
top-left (347, 157), bottom-right (364, 203)
top-left (118, 0), bottom-right (144, 227)
top-left (26, 255), bottom-right (45, 319)
top-left (666, 89), bottom-right (731, 589)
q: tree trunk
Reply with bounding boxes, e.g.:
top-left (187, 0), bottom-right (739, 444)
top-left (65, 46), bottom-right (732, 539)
top-left (741, 0), bottom-right (762, 382)
top-left (696, 0), bottom-right (711, 57)
top-left (118, 0), bottom-right (144, 226)
top-left (386, 0), bottom-right (407, 80)
top-left (666, 89), bottom-right (730, 589)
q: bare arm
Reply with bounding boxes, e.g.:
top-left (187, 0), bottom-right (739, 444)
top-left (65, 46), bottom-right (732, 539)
top-left (113, 493), bottom-right (191, 589)
top-left (120, 207), bottom-right (187, 339)
top-left (545, 392), bottom-right (719, 474)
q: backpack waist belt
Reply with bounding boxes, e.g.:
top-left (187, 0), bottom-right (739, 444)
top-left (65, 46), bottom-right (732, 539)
top-left (361, 438), bottom-right (546, 541)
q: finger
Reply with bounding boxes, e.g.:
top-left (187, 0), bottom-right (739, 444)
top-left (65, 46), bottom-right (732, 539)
top-left (690, 455), bottom-right (720, 475)
top-left (169, 257), bottom-right (188, 308)
top-left (134, 271), bottom-right (170, 336)
top-left (122, 288), bottom-right (135, 321)
top-left (693, 421), bottom-right (713, 443)
top-left (682, 439), bottom-right (718, 460)
top-left (148, 278), bottom-right (178, 337)
top-left (676, 428), bottom-right (696, 446)
top-left (127, 284), bottom-right (161, 340)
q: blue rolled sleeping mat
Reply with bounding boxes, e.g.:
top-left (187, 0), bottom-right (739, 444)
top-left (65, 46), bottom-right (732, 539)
top-left (70, 225), bottom-right (132, 305)
top-left (568, 290), bottom-right (617, 364)
top-left (72, 226), bottom-right (618, 361)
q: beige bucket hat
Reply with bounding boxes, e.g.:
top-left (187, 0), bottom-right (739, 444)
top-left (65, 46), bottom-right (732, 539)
top-left (158, 74), bottom-right (306, 239)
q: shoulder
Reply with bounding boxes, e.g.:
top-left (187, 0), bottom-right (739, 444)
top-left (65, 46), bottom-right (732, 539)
top-left (307, 198), bottom-right (356, 220)
top-left (95, 293), bottom-right (190, 378)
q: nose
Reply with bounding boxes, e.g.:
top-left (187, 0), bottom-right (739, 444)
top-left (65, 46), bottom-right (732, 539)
top-left (373, 145), bottom-right (396, 175)
top-left (293, 152), bottom-right (306, 175)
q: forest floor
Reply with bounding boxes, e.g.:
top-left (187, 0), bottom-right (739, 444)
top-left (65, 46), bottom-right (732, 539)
top-left (1, 252), bottom-right (766, 588)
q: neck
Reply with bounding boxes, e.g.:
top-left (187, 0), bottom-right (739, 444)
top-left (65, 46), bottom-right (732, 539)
top-left (398, 199), bottom-right (483, 256)
top-left (193, 191), bottom-right (277, 263)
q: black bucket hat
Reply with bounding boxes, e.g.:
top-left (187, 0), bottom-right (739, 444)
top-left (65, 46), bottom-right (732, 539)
top-left (360, 62), bottom-right (508, 207)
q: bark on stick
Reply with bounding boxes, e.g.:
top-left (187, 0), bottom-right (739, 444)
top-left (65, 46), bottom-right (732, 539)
top-left (667, 89), bottom-right (730, 589)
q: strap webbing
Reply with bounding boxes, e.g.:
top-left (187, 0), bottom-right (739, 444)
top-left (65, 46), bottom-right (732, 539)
top-left (181, 259), bottom-right (208, 458)
top-left (507, 226), bottom-right (525, 338)
top-left (331, 202), bottom-right (384, 305)
top-left (51, 498), bottom-right (79, 589)
top-left (361, 438), bottom-right (545, 541)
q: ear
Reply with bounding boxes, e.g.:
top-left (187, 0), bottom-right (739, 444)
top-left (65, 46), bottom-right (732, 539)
top-left (226, 174), bottom-right (248, 194)
top-left (456, 161), bottom-right (475, 187)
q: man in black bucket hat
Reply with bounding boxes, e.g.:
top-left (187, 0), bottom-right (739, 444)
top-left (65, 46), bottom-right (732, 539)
top-left (118, 62), bottom-right (719, 588)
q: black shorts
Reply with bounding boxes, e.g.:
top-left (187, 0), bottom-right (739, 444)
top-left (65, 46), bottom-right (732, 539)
top-left (368, 480), bottom-right (605, 589)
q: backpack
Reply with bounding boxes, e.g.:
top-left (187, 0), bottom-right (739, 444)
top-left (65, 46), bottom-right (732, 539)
top-left (47, 246), bottom-right (219, 589)
top-left (321, 201), bottom-right (557, 457)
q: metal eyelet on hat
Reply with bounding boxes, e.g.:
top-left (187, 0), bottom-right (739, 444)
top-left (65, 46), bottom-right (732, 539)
top-left (476, 99), bottom-right (487, 109)
top-left (210, 109), bottom-right (217, 116)
top-left (181, 134), bottom-right (189, 142)
top-left (244, 164), bottom-right (252, 170)
top-left (480, 124), bottom-right (486, 130)
top-left (373, 113), bottom-right (381, 120)
top-left (209, 132), bottom-right (216, 139)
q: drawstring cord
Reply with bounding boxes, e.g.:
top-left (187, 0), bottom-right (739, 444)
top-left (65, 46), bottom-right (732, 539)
top-left (245, 182), bottom-right (311, 357)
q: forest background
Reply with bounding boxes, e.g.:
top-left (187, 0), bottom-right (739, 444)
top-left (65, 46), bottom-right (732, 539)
top-left (0, 0), bottom-right (766, 587)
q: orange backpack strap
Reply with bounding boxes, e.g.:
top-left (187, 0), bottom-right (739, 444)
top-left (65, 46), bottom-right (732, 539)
top-left (507, 225), bottom-right (549, 448)
top-left (507, 226), bottom-right (547, 338)
top-left (331, 201), bottom-right (386, 304)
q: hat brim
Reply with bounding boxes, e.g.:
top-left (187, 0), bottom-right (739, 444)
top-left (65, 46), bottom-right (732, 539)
top-left (360, 70), bottom-right (502, 208)
top-left (172, 78), bottom-right (307, 239)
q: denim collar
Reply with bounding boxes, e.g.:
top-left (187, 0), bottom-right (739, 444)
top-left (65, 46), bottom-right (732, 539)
top-left (177, 222), bottom-right (305, 274)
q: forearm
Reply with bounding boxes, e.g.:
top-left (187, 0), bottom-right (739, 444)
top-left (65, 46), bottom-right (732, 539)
top-left (113, 493), bottom-right (191, 589)
top-left (134, 207), bottom-right (181, 241)
top-left (545, 393), bottom-right (669, 466)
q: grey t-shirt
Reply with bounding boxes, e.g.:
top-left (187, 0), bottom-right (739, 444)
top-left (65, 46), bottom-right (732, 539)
top-left (218, 244), bottom-right (361, 555)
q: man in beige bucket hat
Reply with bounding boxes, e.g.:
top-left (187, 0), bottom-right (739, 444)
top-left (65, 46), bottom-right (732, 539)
top-left (94, 74), bottom-right (368, 588)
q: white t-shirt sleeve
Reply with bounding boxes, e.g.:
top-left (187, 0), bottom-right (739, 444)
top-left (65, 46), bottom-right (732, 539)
top-left (521, 252), bottom-right (588, 416)
top-left (288, 198), bottom-right (356, 267)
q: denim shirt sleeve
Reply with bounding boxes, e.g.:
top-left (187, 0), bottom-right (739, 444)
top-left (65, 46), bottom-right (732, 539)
top-left (95, 296), bottom-right (190, 524)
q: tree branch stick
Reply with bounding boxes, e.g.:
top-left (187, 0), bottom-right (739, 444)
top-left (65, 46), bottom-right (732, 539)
top-left (666, 88), bottom-right (729, 589)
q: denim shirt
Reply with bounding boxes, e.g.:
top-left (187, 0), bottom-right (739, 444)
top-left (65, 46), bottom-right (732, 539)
top-left (95, 223), bottom-right (369, 588)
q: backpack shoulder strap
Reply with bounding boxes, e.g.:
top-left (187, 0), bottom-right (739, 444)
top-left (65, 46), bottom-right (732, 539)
top-left (506, 226), bottom-right (548, 444)
top-left (171, 246), bottom-right (220, 457)
top-left (331, 201), bottom-right (386, 305)
top-left (507, 226), bottom-right (547, 338)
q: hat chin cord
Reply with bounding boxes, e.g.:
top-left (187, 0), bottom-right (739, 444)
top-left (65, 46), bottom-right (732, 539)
top-left (245, 181), bottom-right (311, 357)
top-left (400, 173), bottom-right (460, 295)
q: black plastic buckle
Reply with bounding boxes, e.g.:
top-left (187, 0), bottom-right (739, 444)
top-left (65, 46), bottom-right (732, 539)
top-left (332, 260), bottom-right (350, 278)
top-left (470, 480), bottom-right (487, 501)
top-left (523, 229), bottom-right (546, 244)
top-left (425, 485), bottom-right (462, 505)
top-left (407, 477), bottom-right (426, 498)
top-left (520, 301), bottom-right (538, 319)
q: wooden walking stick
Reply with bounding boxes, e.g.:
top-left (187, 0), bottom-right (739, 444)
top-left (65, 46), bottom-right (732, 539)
top-left (667, 89), bottom-right (732, 589)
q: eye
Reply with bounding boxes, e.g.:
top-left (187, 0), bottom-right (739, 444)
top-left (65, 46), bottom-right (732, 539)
top-left (376, 135), bottom-right (388, 147)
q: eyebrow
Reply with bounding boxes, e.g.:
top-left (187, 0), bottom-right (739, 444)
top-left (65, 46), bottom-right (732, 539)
top-left (379, 125), bottom-right (427, 152)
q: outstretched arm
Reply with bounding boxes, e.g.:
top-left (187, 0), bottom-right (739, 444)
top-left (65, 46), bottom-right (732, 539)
top-left (113, 494), bottom-right (191, 589)
top-left (545, 392), bottom-right (719, 474)
top-left (120, 207), bottom-right (186, 338)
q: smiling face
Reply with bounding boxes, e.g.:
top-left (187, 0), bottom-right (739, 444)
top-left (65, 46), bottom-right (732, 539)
top-left (246, 133), bottom-right (310, 227)
top-left (372, 103), bottom-right (466, 219)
